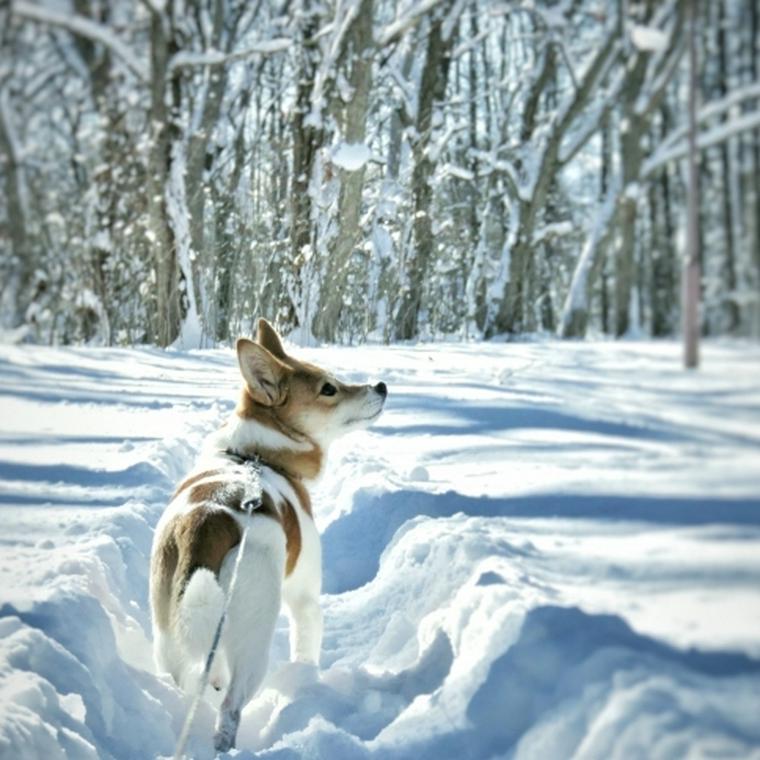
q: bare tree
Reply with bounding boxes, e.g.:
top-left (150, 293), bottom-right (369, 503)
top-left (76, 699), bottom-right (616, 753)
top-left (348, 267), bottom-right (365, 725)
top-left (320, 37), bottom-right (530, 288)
top-left (683, 0), bottom-right (700, 368)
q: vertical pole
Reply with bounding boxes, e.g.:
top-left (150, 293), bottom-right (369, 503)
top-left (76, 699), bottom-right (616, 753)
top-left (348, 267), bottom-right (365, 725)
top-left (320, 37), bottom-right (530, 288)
top-left (683, 0), bottom-right (700, 368)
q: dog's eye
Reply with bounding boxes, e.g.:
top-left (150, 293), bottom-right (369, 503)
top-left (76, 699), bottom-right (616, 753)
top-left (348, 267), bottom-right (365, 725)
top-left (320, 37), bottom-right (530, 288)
top-left (320, 382), bottom-right (337, 397)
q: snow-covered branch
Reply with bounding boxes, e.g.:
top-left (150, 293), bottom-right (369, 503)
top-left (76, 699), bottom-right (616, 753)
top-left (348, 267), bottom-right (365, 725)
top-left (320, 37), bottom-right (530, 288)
top-left (12, 0), bottom-right (149, 82)
top-left (644, 108), bottom-right (760, 177)
top-left (168, 38), bottom-right (291, 71)
top-left (649, 80), bottom-right (760, 167)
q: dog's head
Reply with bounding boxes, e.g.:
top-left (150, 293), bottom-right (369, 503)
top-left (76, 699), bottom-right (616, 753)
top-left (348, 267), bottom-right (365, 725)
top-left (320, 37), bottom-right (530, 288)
top-left (235, 319), bottom-right (387, 449)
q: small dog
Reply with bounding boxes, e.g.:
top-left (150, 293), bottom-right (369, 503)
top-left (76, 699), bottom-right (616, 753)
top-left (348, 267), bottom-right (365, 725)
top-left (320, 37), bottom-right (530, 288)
top-left (149, 319), bottom-right (386, 752)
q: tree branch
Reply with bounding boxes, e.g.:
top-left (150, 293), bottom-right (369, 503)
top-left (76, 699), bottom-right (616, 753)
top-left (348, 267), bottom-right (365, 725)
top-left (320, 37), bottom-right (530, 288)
top-left (168, 38), bottom-right (291, 71)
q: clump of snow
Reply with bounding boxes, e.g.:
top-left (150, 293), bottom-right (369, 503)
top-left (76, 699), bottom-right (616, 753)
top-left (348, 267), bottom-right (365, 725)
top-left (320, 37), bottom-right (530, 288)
top-left (331, 142), bottom-right (372, 172)
top-left (630, 24), bottom-right (669, 53)
top-left (1, 340), bottom-right (759, 758)
top-left (408, 465), bottom-right (429, 481)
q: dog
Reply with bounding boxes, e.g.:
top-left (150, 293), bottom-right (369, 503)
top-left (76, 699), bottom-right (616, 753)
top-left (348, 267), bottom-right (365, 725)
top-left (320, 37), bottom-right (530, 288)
top-left (149, 318), bottom-right (387, 752)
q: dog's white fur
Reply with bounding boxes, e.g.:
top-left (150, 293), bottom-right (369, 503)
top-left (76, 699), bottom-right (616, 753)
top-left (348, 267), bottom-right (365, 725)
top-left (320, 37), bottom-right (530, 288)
top-left (149, 320), bottom-right (385, 752)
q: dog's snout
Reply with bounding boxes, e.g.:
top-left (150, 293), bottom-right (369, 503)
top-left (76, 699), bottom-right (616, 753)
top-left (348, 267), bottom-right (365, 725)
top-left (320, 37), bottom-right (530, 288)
top-left (374, 382), bottom-right (387, 398)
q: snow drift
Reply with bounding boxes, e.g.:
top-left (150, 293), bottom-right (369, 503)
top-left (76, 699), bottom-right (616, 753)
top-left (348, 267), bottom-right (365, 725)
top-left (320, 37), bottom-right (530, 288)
top-left (0, 340), bottom-right (759, 759)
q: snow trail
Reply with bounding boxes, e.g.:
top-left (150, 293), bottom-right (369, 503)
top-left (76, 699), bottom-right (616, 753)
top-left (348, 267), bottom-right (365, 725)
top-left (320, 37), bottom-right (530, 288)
top-left (1, 340), bottom-right (759, 759)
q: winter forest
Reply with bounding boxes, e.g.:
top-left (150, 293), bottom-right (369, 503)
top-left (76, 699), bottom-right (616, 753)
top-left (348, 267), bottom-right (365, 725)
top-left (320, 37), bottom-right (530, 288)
top-left (1, 0), bottom-right (759, 348)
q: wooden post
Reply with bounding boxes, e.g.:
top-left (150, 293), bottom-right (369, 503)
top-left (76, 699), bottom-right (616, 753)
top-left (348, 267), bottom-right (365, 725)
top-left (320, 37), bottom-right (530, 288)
top-left (683, 0), bottom-right (700, 368)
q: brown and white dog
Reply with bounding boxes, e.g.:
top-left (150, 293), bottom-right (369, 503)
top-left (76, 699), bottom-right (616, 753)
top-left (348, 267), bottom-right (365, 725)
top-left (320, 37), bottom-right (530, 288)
top-left (149, 319), bottom-right (386, 752)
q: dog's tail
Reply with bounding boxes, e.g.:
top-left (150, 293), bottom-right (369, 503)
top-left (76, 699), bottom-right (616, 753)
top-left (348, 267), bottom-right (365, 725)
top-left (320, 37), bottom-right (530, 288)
top-left (175, 568), bottom-right (226, 665)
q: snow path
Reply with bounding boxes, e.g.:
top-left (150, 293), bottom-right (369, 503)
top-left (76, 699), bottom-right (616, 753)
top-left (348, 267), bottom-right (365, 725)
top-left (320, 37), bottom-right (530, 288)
top-left (1, 341), bottom-right (759, 759)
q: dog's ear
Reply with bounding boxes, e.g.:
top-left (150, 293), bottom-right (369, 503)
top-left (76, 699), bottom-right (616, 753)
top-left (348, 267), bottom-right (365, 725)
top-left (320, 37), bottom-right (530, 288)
top-left (256, 318), bottom-right (287, 360)
top-left (236, 338), bottom-right (288, 406)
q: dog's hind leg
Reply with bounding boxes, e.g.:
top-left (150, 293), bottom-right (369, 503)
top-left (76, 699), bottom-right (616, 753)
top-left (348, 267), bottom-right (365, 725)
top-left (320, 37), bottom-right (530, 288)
top-left (284, 594), bottom-right (323, 665)
top-left (213, 533), bottom-right (284, 753)
top-left (153, 627), bottom-right (184, 685)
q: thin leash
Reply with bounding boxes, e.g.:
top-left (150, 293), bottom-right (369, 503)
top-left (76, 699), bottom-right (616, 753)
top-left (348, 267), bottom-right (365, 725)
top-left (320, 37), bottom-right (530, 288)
top-left (172, 453), bottom-right (262, 760)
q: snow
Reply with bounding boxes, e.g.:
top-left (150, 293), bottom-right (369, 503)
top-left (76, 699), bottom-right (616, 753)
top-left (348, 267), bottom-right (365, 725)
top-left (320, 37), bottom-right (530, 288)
top-left (1, 340), bottom-right (760, 758)
top-left (630, 25), bottom-right (670, 53)
top-left (331, 142), bottom-right (372, 172)
top-left (439, 163), bottom-right (474, 182)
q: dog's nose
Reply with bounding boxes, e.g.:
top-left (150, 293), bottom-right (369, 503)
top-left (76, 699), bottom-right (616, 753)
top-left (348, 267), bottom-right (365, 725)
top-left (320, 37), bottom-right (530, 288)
top-left (374, 382), bottom-right (387, 398)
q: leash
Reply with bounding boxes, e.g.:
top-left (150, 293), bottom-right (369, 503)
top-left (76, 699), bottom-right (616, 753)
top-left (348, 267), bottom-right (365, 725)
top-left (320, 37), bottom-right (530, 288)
top-left (172, 453), bottom-right (262, 760)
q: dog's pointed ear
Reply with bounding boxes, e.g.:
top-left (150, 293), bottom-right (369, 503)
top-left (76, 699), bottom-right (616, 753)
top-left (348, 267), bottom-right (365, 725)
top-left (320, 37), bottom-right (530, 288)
top-left (256, 318), bottom-right (287, 360)
top-left (236, 338), bottom-right (288, 406)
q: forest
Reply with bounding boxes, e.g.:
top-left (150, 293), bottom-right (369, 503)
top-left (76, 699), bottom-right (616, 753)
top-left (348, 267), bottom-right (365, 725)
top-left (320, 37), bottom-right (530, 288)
top-left (0, 0), bottom-right (758, 347)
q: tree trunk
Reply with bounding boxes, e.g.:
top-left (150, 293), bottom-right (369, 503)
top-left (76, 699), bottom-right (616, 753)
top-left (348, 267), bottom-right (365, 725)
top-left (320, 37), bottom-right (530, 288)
top-left (683, 0), bottom-right (700, 368)
top-left (185, 0), bottom-right (238, 333)
top-left (463, 2), bottom-right (487, 336)
top-left (559, 97), bottom-right (612, 339)
top-left (650, 106), bottom-right (677, 336)
top-left (73, 0), bottom-right (115, 344)
top-left (313, 0), bottom-right (374, 342)
top-left (0, 87), bottom-right (30, 328)
top-left (558, 190), bottom-right (618, 338)
top-left (148, 3), bottom-right (184, 347)
top-left (288, 5), bottom-right (324, 334)
top-left (493, 43), bottom-right (558, 337)
top-left (614, 22), bottom-right (651, 337)
top-left (717, 0), bottom-right (740, 332)
top-left (387, 46), bottom-right (414, 182)
top-left (749, 0), bottom-right (760, 295)
top-left (396, 9), bottom-right (456, 340)
top-left (213, 103), bottom-right (248, 343)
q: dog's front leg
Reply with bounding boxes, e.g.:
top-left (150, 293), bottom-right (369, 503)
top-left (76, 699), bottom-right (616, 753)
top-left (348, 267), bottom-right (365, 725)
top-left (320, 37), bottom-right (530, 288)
top-left (286, 594), bottom-right (323, 665)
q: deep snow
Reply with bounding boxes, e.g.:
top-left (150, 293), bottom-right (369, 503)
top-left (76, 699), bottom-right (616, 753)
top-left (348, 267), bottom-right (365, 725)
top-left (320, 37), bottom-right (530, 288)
top-left (0, 340), bottom-right (759, 759)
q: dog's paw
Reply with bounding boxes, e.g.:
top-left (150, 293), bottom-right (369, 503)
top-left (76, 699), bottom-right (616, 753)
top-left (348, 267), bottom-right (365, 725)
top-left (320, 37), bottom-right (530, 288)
top-left (213, 730), bottom-right (234, 754)
top-left (213, 707), bottom-right (240, 754)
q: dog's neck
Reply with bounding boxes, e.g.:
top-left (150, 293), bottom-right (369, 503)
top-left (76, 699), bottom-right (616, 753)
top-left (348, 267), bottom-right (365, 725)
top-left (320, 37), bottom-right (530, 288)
top-left (217, 391), bottom-right (324, 483)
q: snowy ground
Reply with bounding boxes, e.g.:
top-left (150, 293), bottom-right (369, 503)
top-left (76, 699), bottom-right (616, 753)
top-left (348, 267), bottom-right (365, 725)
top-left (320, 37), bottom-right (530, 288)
top-left (1, 339), bottom-right (760, 760)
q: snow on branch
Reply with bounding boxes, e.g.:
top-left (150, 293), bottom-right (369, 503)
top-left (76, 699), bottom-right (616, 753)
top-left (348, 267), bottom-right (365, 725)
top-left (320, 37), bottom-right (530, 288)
top-left (644, 82), bottom-right (760, 176)
top-left (532, 220), bottom-right (574, 246)
top-left (168, 38), bottom-right (291, 71)
top-left (331, 142), bottom-right (372, 171)
top-left (644, 108), bottom-right (760, 177)
top-left (650, 80), bottom-right (760, 163)
top-left (630, 24), bottom-right (670, 53)
top-left (12, 0), bottom-right (149, 82)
